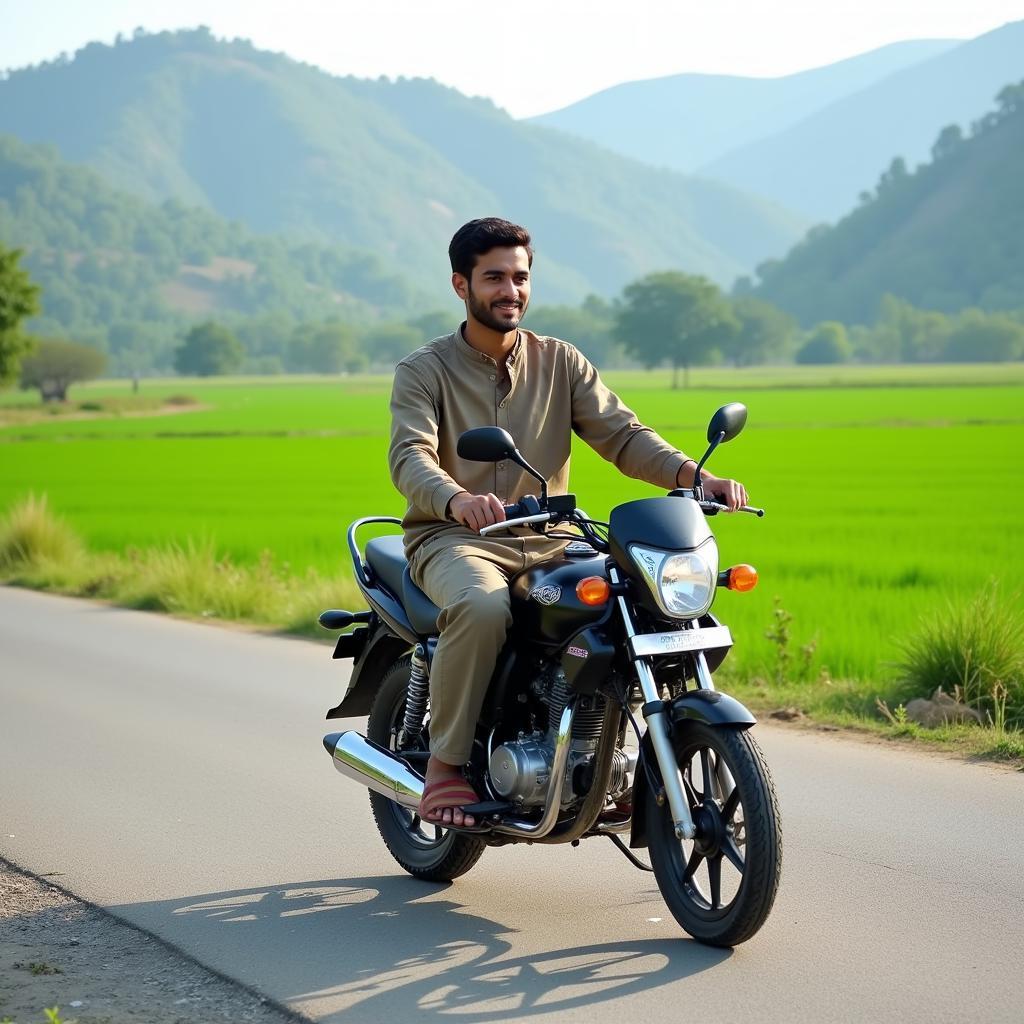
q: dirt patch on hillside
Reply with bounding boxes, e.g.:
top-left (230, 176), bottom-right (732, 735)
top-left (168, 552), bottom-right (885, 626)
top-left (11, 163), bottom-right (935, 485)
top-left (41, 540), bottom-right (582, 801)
top-left (0, 860), bottom-right (300, 1024)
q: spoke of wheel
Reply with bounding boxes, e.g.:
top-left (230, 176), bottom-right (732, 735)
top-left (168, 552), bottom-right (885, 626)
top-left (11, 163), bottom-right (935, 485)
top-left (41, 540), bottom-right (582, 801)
top-left (722, 835), bottom-right (745, 873)
top-left (683, 846), bottom-right (704, 882)
top-left (707, 852), bottom-right (722, 910)
top-left (700, 748), bottom-right (714, 797)
top-left (722, 785), bottom-right (741, 822)
top-left (682, 772), bottom-right (701, 808)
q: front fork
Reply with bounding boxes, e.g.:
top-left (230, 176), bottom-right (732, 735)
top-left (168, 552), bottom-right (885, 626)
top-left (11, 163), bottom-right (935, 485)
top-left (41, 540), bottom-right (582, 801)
top-left (611, 567), bottom-right (705, 842)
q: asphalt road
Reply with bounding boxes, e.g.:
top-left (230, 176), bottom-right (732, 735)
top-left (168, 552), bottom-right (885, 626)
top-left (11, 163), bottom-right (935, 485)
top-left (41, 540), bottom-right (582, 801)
top-left (2, 586), bottom-right (1022, 1023)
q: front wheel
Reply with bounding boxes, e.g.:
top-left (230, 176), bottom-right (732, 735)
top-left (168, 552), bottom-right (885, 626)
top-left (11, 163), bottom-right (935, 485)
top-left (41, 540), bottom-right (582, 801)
top-left (645, 722), bottom-right (782, 947)
top-left (366, 655), bottom-right (486, 882)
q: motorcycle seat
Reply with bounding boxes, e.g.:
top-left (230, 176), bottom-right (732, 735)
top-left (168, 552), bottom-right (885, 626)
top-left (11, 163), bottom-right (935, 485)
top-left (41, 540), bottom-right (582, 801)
top-left (364, 535), bottom-right (441, 635)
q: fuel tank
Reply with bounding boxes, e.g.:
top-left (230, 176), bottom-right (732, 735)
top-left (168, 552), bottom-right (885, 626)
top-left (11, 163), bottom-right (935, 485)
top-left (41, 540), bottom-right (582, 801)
top-left (509, 552), bottom-right (609, 647)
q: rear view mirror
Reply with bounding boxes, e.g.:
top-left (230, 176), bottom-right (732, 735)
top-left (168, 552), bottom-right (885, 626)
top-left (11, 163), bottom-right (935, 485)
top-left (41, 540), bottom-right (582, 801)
top-left (457, 427), bottom-right (517, 463)
top-left (707, 403), bottom-right (747, 444)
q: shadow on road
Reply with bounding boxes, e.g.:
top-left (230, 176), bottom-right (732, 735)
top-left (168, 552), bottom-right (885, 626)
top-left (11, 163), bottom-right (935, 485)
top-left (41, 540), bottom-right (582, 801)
top-left (113, 874), bottom-right (731, 1021)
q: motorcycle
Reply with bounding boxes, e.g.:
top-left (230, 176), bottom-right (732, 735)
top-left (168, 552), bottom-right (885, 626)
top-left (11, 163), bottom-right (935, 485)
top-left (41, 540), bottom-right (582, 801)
top-left (320, 402), bottom-right (781, 947)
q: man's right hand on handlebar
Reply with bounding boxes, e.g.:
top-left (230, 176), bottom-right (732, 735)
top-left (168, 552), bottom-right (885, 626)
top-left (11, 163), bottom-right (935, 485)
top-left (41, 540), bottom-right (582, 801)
top-left (448, 491), bottom-right (507, 533)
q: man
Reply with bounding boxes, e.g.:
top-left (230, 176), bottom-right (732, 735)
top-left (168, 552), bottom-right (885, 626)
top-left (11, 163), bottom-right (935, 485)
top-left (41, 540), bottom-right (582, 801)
top-left (389, 218), bottom-right (747, 828)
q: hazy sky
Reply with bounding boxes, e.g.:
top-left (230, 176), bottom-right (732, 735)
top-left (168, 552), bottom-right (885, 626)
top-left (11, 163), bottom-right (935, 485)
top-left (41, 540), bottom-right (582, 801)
top-left (2, 0), bottom-right (1022, 117)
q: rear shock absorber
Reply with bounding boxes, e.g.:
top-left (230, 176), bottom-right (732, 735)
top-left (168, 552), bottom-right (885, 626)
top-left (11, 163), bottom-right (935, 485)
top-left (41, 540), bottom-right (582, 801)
top-left (400, 644), bottom-right (429, 746)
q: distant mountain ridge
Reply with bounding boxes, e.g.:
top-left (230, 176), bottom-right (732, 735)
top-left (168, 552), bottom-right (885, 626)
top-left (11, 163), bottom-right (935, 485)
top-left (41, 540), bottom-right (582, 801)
top-left (532, 39), bottom-right (956, 173)
top-left (749, 82), bottom-right (1024, 324)
top-left (703, 20), bottom-right (1024, 220)
top-left (532, 22), bottom-right (1024, 223)
top-left (0, 29), bottom-right (806, 301)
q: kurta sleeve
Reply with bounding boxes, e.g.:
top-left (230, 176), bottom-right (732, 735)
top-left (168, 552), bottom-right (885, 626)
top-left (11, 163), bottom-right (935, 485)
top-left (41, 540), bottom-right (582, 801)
top-left (568, 347), bottom-right (688, 490)
top-left (389, 361), bottom-right (466, 521)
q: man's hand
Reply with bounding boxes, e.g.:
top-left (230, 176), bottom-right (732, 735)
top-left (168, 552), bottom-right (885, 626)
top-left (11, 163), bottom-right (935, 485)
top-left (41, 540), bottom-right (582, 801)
top-left (448, 491), bottom-right (506, 532)
top-left (701, 474), bottom-right (749, 511)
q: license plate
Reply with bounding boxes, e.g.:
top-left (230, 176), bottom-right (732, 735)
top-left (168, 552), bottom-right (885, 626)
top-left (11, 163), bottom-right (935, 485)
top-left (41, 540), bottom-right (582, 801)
top-left (630, 625), bottom-right (733, 658)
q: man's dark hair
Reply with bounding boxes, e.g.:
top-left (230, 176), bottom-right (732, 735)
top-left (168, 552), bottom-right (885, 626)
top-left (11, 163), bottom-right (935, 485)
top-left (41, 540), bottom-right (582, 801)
top-left (448, 218), bottom-right (533, 278)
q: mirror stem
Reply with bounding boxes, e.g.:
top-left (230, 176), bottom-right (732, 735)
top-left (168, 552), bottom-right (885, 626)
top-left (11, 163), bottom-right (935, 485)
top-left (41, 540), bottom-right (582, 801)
top-left (693, 431), bottom-right (725, 494)
top-left (512, 449), bottom-right (548, 505)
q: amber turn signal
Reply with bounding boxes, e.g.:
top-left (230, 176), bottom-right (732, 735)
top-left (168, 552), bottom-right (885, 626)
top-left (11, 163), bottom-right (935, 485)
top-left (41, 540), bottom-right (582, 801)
top-left (725, 564), bottom-right (758, 592)
top-left (576, 576), bottom-right (611, 605)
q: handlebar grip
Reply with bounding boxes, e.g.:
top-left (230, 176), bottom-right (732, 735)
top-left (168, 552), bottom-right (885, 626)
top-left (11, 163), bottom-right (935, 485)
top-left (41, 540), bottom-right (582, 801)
top-left (503, 503), bottom-right (524, 520)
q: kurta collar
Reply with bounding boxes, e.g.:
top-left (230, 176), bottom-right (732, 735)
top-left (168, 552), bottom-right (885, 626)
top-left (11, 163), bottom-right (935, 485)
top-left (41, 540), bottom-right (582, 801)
top-left (453, 323), bottom-right (523, 369)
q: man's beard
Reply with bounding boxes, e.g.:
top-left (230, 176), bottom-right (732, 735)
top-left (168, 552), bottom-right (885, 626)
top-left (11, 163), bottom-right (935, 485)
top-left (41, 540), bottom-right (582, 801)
top-left (467, 286), bottom-right (526, 333)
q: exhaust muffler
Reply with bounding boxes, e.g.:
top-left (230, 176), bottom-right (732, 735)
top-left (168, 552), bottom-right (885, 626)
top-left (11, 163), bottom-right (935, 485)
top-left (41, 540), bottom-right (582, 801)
top-left (323, 731), bottom-right (424, 809)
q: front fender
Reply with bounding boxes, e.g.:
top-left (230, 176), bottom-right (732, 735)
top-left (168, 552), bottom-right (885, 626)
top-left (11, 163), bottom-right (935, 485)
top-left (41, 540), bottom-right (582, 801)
top-left (628, 690), bottom-right (756, 849)
top-left (670, 689), bottom-right (756, 728)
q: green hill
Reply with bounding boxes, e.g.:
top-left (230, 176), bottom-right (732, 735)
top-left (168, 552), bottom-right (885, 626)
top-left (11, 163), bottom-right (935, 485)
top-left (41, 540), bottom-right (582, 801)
top-left (748, 82), bottom-right (1024, 325)
top-left (0, 134), bottom-right (427, 354)
top-left (0, 28), bottom-right (806, 299)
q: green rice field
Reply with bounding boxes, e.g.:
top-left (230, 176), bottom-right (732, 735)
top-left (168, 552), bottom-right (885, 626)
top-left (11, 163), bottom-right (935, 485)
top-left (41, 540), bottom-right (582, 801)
top-left (2, 363), bottom-right (1023, 692)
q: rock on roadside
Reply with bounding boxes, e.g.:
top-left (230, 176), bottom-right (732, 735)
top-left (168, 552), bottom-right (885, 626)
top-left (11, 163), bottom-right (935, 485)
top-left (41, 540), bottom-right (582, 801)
top-left (0, 859), bottom-right (300, 1024)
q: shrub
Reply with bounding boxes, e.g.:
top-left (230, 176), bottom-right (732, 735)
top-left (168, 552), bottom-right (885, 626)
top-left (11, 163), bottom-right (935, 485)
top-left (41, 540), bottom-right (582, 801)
top-left (0, 494), bottom-right (84, 571)
top-left (894, 581), bottom-right (1024, 725)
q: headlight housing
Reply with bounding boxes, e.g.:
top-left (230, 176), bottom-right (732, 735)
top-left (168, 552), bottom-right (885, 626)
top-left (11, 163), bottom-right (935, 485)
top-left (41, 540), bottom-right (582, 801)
top-left (629, 539), bottom-right (719, 619)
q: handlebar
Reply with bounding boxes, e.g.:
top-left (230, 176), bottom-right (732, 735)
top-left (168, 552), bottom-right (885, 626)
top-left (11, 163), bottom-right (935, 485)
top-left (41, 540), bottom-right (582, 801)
top-left (480, 511), bottom-right (553, 536)
top-left (700, 501), bottom-right (765, 517)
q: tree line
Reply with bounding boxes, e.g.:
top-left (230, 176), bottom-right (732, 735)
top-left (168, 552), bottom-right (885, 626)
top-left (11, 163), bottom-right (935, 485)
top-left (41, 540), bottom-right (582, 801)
top-left (3, 244), bottom-right (1022, 400)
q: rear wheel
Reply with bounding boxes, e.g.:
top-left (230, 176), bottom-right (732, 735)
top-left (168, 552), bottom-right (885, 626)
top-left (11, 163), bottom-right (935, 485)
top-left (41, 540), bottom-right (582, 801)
top-left (645, 722), bottom-right (781, 946)
top-left (366, 656), bottom-right (486, 881)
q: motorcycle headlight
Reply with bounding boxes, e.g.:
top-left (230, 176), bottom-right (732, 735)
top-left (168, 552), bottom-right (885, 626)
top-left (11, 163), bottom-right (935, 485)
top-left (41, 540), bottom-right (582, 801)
top-left (630, 539), bottom-right (718, 619)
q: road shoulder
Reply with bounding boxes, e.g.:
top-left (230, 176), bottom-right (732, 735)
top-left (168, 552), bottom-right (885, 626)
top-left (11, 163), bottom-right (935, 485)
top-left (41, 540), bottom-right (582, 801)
top-left (0, 858), bottom-right (302, 1024)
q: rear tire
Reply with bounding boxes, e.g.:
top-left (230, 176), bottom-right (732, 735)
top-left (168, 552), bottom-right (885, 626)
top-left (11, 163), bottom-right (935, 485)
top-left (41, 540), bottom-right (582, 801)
top-left (646, 722), bottom-right (781, 946)
top-left (366, 656), bottom-right (486, 881)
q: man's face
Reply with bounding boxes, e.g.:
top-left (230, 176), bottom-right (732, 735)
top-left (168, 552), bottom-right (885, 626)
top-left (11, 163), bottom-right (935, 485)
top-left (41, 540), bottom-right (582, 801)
top-left (455, 246), bottom-right (532, 334)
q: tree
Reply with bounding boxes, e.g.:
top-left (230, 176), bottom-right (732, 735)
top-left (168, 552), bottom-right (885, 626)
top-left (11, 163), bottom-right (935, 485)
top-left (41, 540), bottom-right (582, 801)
top-left (174, 321), bottom-right (244, 376)
top-left (20, 338), bottom-right (106, 401)
top-left (406, 310), bottom-right (455, 342)
top-left (873, 295), bottom-right (951, 363)
top-left (0, 244), bottom-right (41, 387)
top-left (944, 310), bottom-right (1024, 362)
top-left (288, 322), bottom-right (363, 373)
top-left (361, 323), bottom-right (421, 367)
top-left (796, 322), bottom-right (851, 364)
top-left (724, 297), bottom-right (796, 366)
top-left (931, 124), bottom-right (964, 163)
top-left (527, 297), bottom-right (617, 366)
top-left (614, 272), bottom-right (738, 388)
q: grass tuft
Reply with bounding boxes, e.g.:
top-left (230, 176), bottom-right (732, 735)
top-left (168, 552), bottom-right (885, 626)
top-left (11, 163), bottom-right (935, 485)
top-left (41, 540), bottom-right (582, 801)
top-left (0, 494), bottom-right (84, 571)
top-left (893, 580), bottom-right (1024, 725)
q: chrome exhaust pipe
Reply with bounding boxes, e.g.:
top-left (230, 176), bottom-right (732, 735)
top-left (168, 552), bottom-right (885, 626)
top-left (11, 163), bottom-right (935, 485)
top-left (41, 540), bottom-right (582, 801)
top-left (323, 731), bottom-right (423, 809)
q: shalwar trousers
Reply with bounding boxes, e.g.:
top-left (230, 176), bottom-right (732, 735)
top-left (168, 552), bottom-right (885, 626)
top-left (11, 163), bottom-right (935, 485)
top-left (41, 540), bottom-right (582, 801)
top-left (409, 530), bottom-right (567, 765)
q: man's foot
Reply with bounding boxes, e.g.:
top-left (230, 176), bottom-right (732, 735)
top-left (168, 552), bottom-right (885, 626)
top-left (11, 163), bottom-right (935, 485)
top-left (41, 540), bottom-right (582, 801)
top-left (419, 758), bottom-right (479, 828)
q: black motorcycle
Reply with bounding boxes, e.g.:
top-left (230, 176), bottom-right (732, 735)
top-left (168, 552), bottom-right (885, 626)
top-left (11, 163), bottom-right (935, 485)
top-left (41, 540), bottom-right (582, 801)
top-left (320, 403), bottom-right (781, 946)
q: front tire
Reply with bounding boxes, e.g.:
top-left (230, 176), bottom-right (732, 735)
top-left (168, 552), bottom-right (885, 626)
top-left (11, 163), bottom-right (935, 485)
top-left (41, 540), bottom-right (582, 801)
top-left (645, 722), bottom-right (782, 946)
top-left (366, 656), bottom-right (486, 881)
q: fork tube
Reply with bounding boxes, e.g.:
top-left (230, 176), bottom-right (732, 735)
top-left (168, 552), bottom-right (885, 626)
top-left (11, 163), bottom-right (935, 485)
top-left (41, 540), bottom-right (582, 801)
top-left (610, 569), bottom-right (696, 841)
